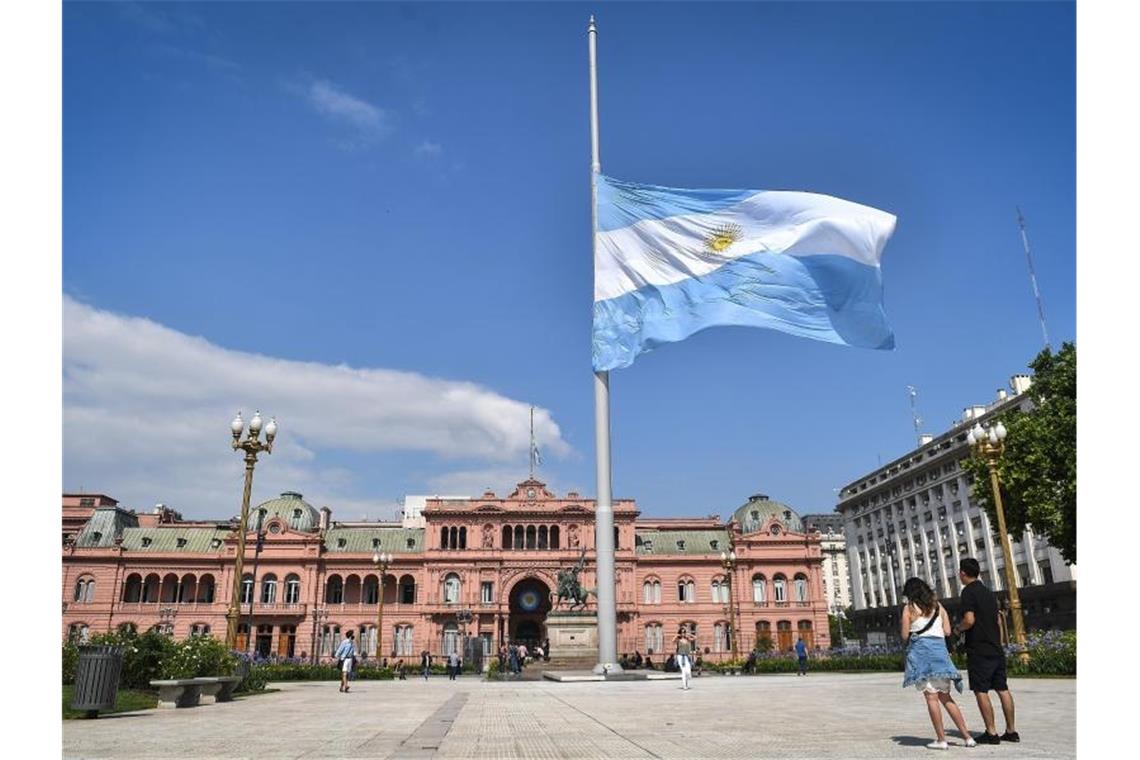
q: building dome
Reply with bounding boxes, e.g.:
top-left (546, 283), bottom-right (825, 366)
top-left (250, 491), bottom-right (320, 532)
top-left (732, 493), bottom-right (805, 534)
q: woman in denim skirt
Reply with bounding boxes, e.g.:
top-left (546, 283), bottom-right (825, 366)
top-left (901, 577), bottom-right (975, 750)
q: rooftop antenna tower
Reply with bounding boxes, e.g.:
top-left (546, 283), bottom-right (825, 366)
top-left (1016, 207), bottom-right (1052, 351)
top-left (906, 385), bottom-right (924, 446)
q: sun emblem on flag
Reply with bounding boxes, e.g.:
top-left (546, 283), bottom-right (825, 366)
top-left (705, 222), bottom-right (743, 254)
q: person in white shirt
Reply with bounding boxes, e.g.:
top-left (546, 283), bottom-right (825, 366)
top-left (334, 631), bottom-right (357, 693)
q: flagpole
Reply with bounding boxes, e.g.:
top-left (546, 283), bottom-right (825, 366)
top-left (588, 14), bottom-right (621, 675)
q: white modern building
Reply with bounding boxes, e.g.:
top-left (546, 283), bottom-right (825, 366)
top-left (802, 513), bottom-right (852, 615)
top-left (835, 374), bottom-right (1075, 639)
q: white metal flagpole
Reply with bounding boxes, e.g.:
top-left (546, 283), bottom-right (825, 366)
top-left (588, 14), bottom-right (621, 675)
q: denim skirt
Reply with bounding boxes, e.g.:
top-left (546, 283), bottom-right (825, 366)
top-left (903, 636), bottom-right (963, 694)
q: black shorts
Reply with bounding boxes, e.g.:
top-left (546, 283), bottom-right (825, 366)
top-left (967, 654), bottom-right (1008, 692)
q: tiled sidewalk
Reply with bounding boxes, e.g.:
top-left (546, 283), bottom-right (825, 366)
top-left (63, 673), bottom-right (1075, 759)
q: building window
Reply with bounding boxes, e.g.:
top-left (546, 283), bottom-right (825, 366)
top-left (117, 622), bottom-right (137, 635)
top-left (677, 578), bottom-right (696, 603)
top-left (645, 623), bottom-right (663, 654)
top-left (285, 575), bottom-right (301, 604)
top-left (325, 575), bottom-right (344, 604)
top-left (676, 540), bottom-right (686, 552)
top-left (400, 575), bottom-right (416, 604)
top-left (793, 575), bottom-right (809, 602)
top-left (481, 581), bottom-right (494, 604)
top-left (711, 579), bottom-right (730, 604)
top-left (443, 574), bottom-right (461, 604)
top-left (714, 622), bottom-right (728, 653)
top-left (406, 538), bottom-right (415, 550)
top-left (337, 538), bottom-right (347, 548)
top-left (260, 574), bottom-right (277, 604)
top-left (320, 625), bottom-right (341, 657)
top-left (773, 576), bottom-right (787, 603)
top-left (395, 625), bottom-right (414, 656)
top-left (643, 579), bottom-right (661, 604)
top-left (141, 537), bottom-right (152, 548)
top-left (68, 623), bottom-right (90, 643)
top-left (190, 623), bottom-right (211, 636)
top-left (241, 574), bottom-right (254, 605)
top-left (442, 622), bottom-right (460, 655)
top-left (291, 508), bottom-right (304, 529)
top-left (73, 577), bottom-right (96, 603)
top-left (363, 576), bottom-right (379, 605)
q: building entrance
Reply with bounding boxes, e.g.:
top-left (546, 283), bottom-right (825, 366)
top-left (508, 577), bottom-right (551, 650)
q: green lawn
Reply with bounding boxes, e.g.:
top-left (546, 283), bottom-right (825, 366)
top-left (62, 685), bottom-right (158, 719)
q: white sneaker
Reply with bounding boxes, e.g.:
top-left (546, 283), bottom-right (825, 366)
top-left (964, 738), bottom-right (977, 748)
top-left (926, 740), bottom-right (949, 750)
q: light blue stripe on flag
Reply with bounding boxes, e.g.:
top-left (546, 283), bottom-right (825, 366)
top-left (592, 176), bottom-right (897, 371)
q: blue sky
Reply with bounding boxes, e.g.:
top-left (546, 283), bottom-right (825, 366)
top-left (62, 1), bottom-right (1075, 522)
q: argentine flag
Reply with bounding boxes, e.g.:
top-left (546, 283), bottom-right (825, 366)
top-left (592, 175), bottom-right (898, 372)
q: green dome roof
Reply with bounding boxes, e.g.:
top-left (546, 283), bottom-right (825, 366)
top-left (251, 491), bottom-right (320, 532)
top-left (732, 494), bottom-right (804, 534)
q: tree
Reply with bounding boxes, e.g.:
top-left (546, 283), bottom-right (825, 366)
top-left (963, 343), bottom-right (1076, 564)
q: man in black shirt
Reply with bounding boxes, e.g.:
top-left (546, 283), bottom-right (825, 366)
top-left (953, 558), bottom-right (1019, 745)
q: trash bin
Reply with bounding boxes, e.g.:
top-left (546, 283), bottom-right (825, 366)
top-left (71, 645), bottom-right (123, 718)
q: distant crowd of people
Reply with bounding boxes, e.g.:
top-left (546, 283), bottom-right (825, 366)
top-left (496, 638), bottom-right (550, 677)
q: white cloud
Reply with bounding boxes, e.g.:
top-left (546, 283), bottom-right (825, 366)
top-left (63, 297), bottom-right (570, 519)
top-left (306, 79), bottom-right (387, 134)
top-left (414, 140), bottom-right (443, 158)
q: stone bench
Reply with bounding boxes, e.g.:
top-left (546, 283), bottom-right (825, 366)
top-left (150, 679), bottom-right (205, 709)
top-left (197, 676), bottom-right (242, 704)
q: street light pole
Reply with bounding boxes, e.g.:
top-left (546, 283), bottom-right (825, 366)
top-left (372, 552), bottom-right (392, 660)
top-left (720, 550), bottom-right (740, 661)
top-left (225, 410), bottom-right (277, 650)
top-left (967, 420), bottom-right (1029, 664)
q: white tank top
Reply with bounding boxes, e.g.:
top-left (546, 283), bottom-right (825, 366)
top-left (909, 605), bottom-right (945, 639)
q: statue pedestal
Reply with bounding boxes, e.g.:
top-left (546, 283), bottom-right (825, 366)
top-left (545, 611), bottom-right (598, 667)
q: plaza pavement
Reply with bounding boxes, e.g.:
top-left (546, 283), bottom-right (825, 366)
top-left (63, 672), bottom-right (1075, 760)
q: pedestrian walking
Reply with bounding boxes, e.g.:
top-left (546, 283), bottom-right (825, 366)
top-left (542, 637), bottom-right (551, 661)
top-left (396, 659), bottom-right (407, 680)
top-left (901, 577), bottom-right (974, 750)
top-left (420, 649), bottom-right (432, 680)
top-left (795, 636), bottom-right (809, 676)
top-left (953, 558), bottom-right (1019, 745)
top-left (447, 650), bottom-right (460, 680)
top-left (498, 644), bottom-right (507, 673)
top-left (674, 627), bottom-right (693, 690)
top-left (508, 642), bottom-right (520, 677)
top-left (334, 630), bottom-right (357, 693)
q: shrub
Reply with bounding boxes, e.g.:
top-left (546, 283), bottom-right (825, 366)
top-left (1007, 630), bottom-right (1076, 676)
top-left (62, 639), bottom-right (79, 685)
top-left (161, 634), bottom-right (236, 680)
top-left (87, 629), bottom-right (177, 689)
top-left (250, 662), bottom-right (395, 682)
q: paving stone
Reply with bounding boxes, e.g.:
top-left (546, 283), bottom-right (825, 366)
top-left (63, 673), bottom-right (1075, 759)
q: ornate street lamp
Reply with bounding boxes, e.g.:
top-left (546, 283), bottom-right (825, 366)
top-left (225, 410), bottom-right (277, 649)
top-left (967, 420), bottom-right (1029, 663)
top-left (372, 552), bottom-right (393, 658)
top-left (720, 549), bottom-right (740, 661)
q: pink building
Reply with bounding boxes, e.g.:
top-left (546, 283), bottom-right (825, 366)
top-left (61, 480), bottom-right (831, 661)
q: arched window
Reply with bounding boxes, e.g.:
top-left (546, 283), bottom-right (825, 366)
top-left (443, 573), bottom-right (461, 604)
top-left (122, 573), bottom-right (142, 603)
top-left (399, 574), bottom-right (416, 604)
top-left (241, 574), bottom-right (254, 605)
top-left (711, 578), bottom-right (729, 604)
top-left (363, 575), bottom-right (379, 604)
top-left (459, 526), bottom-right (467, 549)
top-left (285, 574), bottom-right (301, 604)
top-left (550, 525), bottom-right (560, 549)
top-left (290, 508), bottom-right (304, 529)
top-left (773, 575), bottom-right (787, 603)
top-left (358, 624), bottom-right (377, 656)
top-left (190, 623), bottom-right (211, 637)
top-left (161, 573), bottom-right (179, 603)
top-left (614, 525), bottom-right (620, 550)
top-left (502, 525), bottom-right (512, 550)
top-left (794, 574), bottom-right (809, 602)
top-left (74, 577), bottom-right (95, 603)
top-left (142, 573), bottom-right (160, 603)
top-left (325, 575), bottom-right (344, 604)
top-left (514, 525), bottom-right (524, 550)
top-left (197, 574), bottom-right (216, 603)
top-left (395, 624), bottom-right (415, 656)
top-left (441, 526), bottom-right (450, 549)
top-left (643, 579), bottom-right (654, 604)
top-left (752, 574), bottom-right (767, 604)
top-left (320, 624), bottom-right (341, 657)
top-left (442, 622), bottom-right (459, 655)
top-left (714, 622), bottom-right (729, 652)
top-left (526, 525), bottom-right (537, 549)
top-left (644, 623), bottom-right (663, 654)
top-left (117, 622), bottom-right (137, 635)
top-left (677, 577), bottom-right (696, 603)
top-left (449, 526), bottom-right (458, 549)
top-left (538, 525), bottom-right (548, 549)
top-left (178, 573), bottom-right (196, 604)
top-left (259, 576), bottom-right (277, 606)
top-left (68, 623), bottom-right (90, 643)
